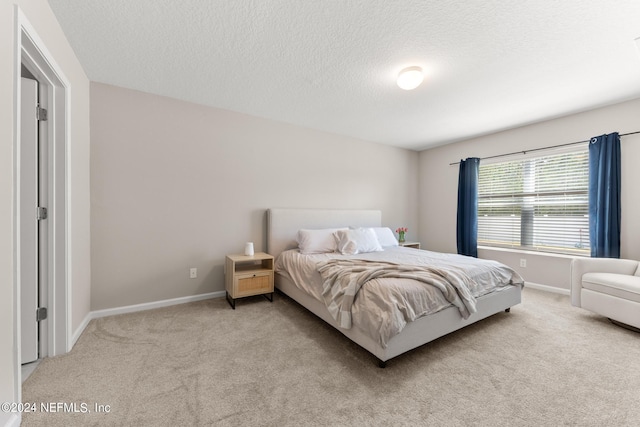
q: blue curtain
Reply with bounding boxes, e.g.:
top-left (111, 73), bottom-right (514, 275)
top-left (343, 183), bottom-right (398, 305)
top-left (457, 157), bottom-right (480, 258)
top-left (588, 133), bottom-right (621, 258)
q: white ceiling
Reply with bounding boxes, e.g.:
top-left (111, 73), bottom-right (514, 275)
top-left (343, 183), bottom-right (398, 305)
top-left (47, 0), bottom-right (640, 151)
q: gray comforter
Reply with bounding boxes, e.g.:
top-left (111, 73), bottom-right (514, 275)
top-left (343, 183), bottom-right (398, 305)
top-left (317, 259), bottom-right (478, 329)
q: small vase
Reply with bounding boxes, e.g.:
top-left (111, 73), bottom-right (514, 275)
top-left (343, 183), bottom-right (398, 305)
top-left (398, 232), bottom-right (405, 243)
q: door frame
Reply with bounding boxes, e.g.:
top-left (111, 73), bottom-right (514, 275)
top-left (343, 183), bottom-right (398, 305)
top-left (13, 6), bottom-right (70, 393)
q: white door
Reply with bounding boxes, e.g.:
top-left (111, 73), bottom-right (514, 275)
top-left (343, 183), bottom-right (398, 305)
top-left (20, 77), bottom-right (39, 364)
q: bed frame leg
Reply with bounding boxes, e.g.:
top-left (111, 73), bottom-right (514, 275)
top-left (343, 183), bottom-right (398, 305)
top-left (378, 360), bottom-right (387, 369)
top-left (505, 307), bottom-right (511, 313)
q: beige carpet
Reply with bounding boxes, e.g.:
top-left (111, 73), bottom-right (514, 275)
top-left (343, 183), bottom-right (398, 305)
top-left (22, 288), bottom-right (640, 426)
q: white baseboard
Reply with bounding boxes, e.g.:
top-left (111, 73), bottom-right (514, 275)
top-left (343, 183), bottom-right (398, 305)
top-left (92, 291), bottom-right (226, 319)
top-left (71, 291), bottom-right (226, 348)
top-left (71, 312), bottom-right (93, 348)
top-left (525, 282), bottom-right (570, 296)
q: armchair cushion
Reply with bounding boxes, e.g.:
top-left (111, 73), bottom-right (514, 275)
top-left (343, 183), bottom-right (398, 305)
top-left (582, 273), bottom-right (640, 303)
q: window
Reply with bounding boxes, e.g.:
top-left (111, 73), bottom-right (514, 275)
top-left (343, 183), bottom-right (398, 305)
top-left (478, 147), bottom-right (589, 255)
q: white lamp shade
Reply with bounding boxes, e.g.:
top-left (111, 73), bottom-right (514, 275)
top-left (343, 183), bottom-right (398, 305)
top-left (397, 66), bottom-right (424, 90)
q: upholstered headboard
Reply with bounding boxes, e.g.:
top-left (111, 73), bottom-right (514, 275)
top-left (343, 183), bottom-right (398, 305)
top-left (266, 208), bottom-right (382, 258)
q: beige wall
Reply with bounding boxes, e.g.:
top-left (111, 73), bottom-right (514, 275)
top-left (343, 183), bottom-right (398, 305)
top-left (1, 0), bottom-right (90, 421)
top-left (419, 98), bottom-right (640, 291)
top-left (90, 82), bottom-right (419, 310)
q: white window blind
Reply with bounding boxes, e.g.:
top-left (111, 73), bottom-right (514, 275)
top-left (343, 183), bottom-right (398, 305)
top-left (478, 148), bottom-right (589, 255)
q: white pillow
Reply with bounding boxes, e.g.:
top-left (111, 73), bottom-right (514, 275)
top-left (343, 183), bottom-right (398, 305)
top-left (334, 228), bottom-right (384, 255)
top-left (371, 227), bottom-right (399, 247)
top-left (296, 228), bottom-right (346, 254)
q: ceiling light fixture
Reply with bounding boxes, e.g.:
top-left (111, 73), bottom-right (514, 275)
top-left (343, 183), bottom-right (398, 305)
top-left (397, 66), bottom-right (424, 90)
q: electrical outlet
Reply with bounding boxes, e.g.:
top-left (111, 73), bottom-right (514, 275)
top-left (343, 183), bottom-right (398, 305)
top-left (189, 268), bottom-right (197, 279)
top-left (520, 259), bottom-right (527, 268)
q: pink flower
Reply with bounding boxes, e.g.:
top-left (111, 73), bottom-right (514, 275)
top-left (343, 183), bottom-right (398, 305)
top-left (395, 227), bottom-right (408, 233)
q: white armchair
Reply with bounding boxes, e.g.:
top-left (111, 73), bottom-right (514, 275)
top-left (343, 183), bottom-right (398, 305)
top-left (570, 258), bottom-right (640, 330)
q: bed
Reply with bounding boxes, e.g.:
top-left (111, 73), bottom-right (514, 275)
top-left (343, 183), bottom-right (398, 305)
top-left (266, 208), bottom-right (524, 367)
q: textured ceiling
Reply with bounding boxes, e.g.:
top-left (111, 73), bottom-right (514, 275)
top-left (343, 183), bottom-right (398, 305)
top-left (48, 0), bottom-right (640, 151)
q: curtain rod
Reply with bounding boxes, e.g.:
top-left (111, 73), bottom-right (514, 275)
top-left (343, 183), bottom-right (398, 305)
top-left (448, 130), bottom-right (640, 166)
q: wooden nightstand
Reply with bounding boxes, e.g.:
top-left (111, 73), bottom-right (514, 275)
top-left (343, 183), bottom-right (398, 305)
top-left (399, 241), bottom-right (421, 249)
top-left (224, 252), bottom-right (274, 309)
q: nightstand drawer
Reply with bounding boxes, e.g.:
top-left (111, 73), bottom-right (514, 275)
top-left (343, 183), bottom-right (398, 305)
top-left (236, 272), bottom-right (273, 296)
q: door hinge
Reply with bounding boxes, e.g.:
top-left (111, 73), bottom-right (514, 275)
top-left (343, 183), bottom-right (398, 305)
top-left (36, 206), bottom-right (48, 220)
top-left (37, 106), bottom-right (48, 121)
top-left (36, 307), bottom-right (47, 322)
